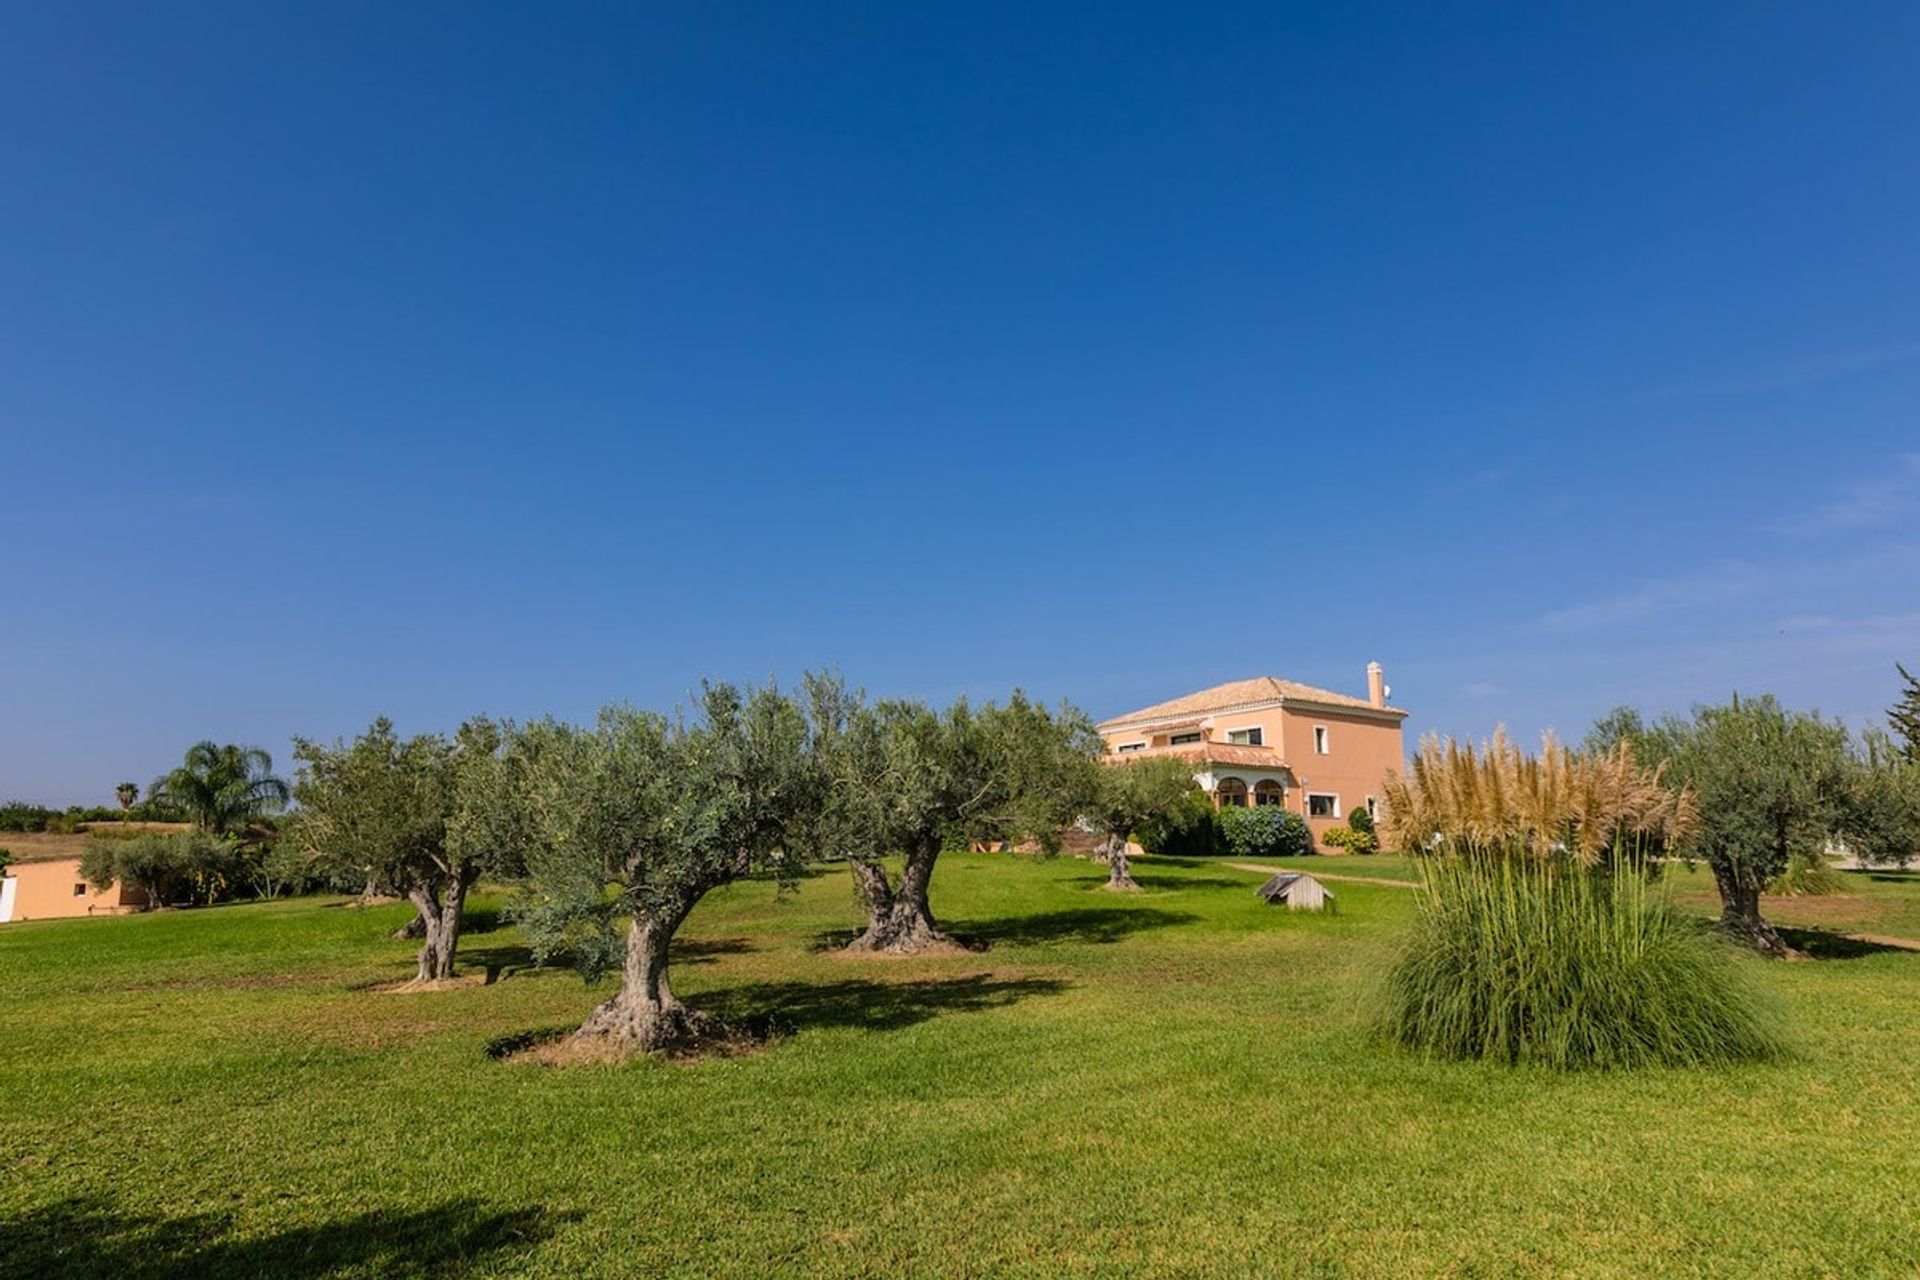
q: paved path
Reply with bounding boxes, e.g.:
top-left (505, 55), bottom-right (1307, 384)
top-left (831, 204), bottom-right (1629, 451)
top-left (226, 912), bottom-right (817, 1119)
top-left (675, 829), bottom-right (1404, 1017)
top-left (1227, 862), bottom-right (1418, 889)
top-left (1226, 862), bottom-right (1920, 952)
top-left (1842, 932), bottom-right (1920, 952)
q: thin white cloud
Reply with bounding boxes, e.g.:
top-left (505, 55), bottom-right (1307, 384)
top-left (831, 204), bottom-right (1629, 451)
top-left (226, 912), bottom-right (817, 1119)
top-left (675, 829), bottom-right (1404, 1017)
top-left (1646, 343), bottom-right (1920, 400)
top-left (1532, 562), bottom-right (1767, 634)
top-left (1773, 610), bottom-right (1920, 656)
top-left (1460, 681), bottom-right (1510, 698)
top-left (1776, 452), bottom-right (1920, 535)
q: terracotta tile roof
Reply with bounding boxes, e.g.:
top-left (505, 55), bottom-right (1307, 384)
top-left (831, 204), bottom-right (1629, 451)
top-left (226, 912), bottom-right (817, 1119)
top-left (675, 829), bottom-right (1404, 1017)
top-left (1109, 741), bottom-right (1294, 771)
top-left (1098, 675), bottom-right (1406, 728)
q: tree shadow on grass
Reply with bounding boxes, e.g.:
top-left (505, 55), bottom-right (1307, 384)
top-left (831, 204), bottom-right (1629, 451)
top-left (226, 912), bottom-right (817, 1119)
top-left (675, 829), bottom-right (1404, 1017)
top-left (458, 943), bottom-right (547, 984)
top-left (1777, 927), bottom-right (1919, 960)
top-left (475, 935), bottom-right (754, 985)
top-left (4, 1194), bottom-right (566, 1280)
top-left (461, 903), bottom-right (506, 935)
top-left (698, 973), bottom-right (1068, 1036)
top-left (675, 935), bottom-right (756, 963)
top-left (807, 906), bottom-right (1196, 952)
top-left (947, 906), bottom-right (1198, 948)
top-left (1123, 870), bottom-right (1248, 891)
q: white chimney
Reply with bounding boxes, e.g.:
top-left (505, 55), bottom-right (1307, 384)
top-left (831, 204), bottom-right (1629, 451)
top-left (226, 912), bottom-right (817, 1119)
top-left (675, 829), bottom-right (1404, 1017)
top-left (1366, 661), bottom-right (1386, 708)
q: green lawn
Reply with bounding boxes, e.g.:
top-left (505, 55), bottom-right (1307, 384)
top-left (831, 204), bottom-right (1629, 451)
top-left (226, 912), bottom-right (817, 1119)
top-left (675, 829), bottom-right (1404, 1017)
top-left (5, 854), bottom-right (1920, 1278)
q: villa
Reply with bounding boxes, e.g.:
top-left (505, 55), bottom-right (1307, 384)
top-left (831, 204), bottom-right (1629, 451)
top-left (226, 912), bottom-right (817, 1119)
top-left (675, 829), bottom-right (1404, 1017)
top-left (1097, 663), bottom-right (1409, 848)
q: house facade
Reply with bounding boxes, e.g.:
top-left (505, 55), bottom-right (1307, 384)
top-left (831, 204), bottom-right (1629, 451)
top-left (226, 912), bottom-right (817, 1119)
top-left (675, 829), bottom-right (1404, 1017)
top-left (1096, 663), bottom-right (1409, 849)
top-left (0, 854), bottom-right (146, 923)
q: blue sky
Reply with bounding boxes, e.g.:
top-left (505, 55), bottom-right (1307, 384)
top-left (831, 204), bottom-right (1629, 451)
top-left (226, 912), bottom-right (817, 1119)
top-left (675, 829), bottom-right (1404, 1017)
top-left (3, 3), bottom-right (1917, 804)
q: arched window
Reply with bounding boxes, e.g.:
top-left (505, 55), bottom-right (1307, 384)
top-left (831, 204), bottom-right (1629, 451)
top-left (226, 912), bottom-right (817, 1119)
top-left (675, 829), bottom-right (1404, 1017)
top-left (1253, 779), bottom-right (1286, 807)
top-left (1215, 777), bottom-right (1248, 808)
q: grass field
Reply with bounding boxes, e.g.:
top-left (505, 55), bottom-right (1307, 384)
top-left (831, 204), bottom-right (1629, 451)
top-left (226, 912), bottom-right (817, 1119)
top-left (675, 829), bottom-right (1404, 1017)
top-left (5, 853), bottom-right (1920, 1278)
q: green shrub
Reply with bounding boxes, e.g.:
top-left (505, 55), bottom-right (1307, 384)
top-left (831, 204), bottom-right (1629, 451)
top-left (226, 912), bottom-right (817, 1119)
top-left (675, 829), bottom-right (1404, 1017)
top-left (1135, 796), bottom-right (1315, 859)
top-left (1216, 806), bottom-right (1313, 859)
top-left (1322, 822), bottom-right (1379, 855)
top-left (1384, 854), bottom-right (1778, 1069)
top-left (1135, 791), bottom-right (1222, 856)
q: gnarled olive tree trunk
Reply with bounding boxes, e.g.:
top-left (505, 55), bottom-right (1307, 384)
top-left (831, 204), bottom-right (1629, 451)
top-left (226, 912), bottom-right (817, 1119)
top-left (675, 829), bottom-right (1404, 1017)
top-left (574, 902), bottom-right (722, 1052)
top-left (1710, 860), bottom-right (1795, 958)
top-left (405, 866), bottom-right (472, 983)
top-left (847, 841), bottom-right (957, 953)
top-left (1098, 834), bottom-right (1139, 892)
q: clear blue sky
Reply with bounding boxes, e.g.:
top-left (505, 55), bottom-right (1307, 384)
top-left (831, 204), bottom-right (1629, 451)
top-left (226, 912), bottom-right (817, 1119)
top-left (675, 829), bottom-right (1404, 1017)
top-left (3, 3), bottom-right (1917, 805)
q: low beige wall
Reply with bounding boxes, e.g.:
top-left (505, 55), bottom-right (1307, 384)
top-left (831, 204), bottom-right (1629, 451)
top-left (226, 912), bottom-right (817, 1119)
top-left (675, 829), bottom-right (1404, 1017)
top-left (3, 856), bottom-right (144, 922)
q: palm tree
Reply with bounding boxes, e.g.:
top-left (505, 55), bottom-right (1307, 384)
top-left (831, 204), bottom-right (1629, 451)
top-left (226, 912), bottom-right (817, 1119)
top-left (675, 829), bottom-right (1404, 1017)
top-left (115, 782), bottom-right (140, 811)
top-left (151, 742), bottom-right (290, 836)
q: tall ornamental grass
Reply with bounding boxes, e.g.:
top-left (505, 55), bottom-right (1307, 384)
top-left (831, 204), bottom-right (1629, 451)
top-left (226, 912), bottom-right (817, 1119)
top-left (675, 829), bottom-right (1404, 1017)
top-left (1386, 854), bottom-right (1778, 1068)
top-left (1380, 732), bottom-right (1778, 1070)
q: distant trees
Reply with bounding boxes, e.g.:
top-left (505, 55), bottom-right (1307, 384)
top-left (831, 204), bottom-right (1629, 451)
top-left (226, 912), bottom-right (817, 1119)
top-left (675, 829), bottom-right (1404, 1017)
top-left (115, 782), bottom-right (139, 812)
top-left (1083, 756), bottom-right (1196, 891)
top-left (830, 692), bottom-right (1096, 953)
top-left (292, 718), bottom-right (506, 983)
top-left (500, 682), bottom-right (832, 1052)
top-left (1847, 731), bottom-right (1920, 870)
top-left (151, 742), bottom-right (290, 836)
top-left (1891, 663), bottom-right (1920, 763)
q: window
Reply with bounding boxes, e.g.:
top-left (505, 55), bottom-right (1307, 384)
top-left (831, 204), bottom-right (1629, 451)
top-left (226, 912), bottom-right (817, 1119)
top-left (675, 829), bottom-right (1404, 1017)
top-left (1253, 780), bottom-right (1286, 807)
top-left (1307, 793), bottom-right (1340, 819)
top-left (1169, 732), bottom-right (1202, 746)
top-left (1312, 726), bottom-right (1330, 755)
top-left (1366, 796), bottom-right (1379, 819)
top-left (73, 883), bottom-right (87, 897)
top-left (1215, 777), bottom-right (1249, 807)
top-left (1116, 742), bottom-right (1145, 753)
top-left (1226, 727), bottom-right (1263, 746)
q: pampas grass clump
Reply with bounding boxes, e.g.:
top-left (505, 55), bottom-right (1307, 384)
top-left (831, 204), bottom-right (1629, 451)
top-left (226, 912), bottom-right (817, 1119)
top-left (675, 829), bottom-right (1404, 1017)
top-left (1385, 854), bottom-right (1778, 1069)
top-left (1768, 847), bottom-right (1844, 897)
top-left (1379, 730), bottom-right (1777, 1069)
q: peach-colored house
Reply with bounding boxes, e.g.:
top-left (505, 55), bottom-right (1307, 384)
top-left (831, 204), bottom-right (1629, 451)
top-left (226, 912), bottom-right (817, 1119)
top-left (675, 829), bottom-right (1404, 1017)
top-left (1097, 663), bottom-right (1409, 849)
top-left (0, 854), bottom-right (146, 923)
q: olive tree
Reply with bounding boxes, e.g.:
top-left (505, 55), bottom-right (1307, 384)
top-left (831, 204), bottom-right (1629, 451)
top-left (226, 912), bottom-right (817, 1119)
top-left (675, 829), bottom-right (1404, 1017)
top-left (1890, 663), bottom-right (1920, 762)
top-left (504, 681), bottom-right (831, 1053)
top-left (292, 717), bottom-right (505, 983)
top-left (1083, 756), bottom-right (1197, 891)
top-left (1651, 696), bottom-right (1854, 956)
top-left (79, 831), bottom-right (229, 908)
top-left (1846, 730), bottom-right (1920, 869)
top-left (833, 691), bottom-right (1097, 953)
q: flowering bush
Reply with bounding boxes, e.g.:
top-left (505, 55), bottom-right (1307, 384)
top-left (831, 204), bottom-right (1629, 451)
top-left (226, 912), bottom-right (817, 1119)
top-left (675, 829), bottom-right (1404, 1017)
top-left (1216, 805), bottom-right (1313, 858)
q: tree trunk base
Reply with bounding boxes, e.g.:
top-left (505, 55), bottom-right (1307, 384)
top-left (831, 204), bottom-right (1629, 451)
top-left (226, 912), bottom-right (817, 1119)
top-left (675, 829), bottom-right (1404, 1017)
top-left (573, 992), bottom-right (733, 1056)
top-left (1720, 912), bottom-right (1802, 959)
top-left (1100, 874), bottom-right (1141, 892)
top-left (844, 910), bottom-right (971, 955)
